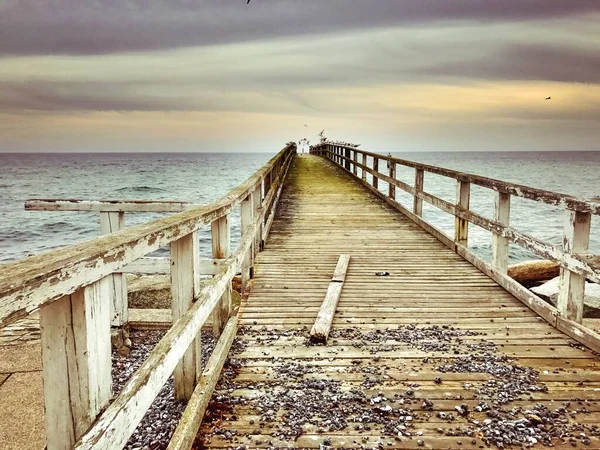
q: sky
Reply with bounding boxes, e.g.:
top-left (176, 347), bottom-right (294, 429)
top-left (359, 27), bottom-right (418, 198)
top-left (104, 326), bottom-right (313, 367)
top-left (0, 0), bottom-right (599, 153)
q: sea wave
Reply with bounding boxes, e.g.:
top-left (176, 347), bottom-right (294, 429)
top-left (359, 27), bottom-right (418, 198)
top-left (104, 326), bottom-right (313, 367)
top-left (115, 186), bottom-right (166, 193)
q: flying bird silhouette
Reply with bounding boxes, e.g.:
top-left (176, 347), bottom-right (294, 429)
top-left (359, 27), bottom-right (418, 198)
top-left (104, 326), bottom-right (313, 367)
top-left (304, 124), bottom-right (308, 127)
top-left (545, 96), bottom-right (551, 100)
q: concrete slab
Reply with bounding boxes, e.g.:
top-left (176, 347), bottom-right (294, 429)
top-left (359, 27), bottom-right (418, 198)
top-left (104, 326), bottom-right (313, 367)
top-left (0, 371), bottom-right (45, 450)
top-left (0, 343), bottom-right (42, 373)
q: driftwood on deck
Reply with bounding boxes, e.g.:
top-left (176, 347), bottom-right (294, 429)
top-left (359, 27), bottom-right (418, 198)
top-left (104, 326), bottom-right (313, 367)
top-left (310, 254), bottom-right (351, 343)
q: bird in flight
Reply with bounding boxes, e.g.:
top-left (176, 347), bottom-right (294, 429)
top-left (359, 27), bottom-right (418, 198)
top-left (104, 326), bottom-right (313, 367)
top-left (304, 124), bottom-right (308, 127)
top-left (545, 96), bottom-right (551, 100)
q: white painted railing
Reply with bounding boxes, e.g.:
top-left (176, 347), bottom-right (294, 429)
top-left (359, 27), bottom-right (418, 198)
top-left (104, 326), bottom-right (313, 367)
top-left (311, 142), bottom-right (600, 352)
top-left (0, 143), bottom-right (296, 449)
top-left (24, 200), bottom-right (221, 327)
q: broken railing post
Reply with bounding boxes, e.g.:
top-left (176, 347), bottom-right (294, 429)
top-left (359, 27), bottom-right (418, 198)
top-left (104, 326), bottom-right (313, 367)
top-left (100, 211), bottom-right (128, 327)
top-left (211, 214), bottom-right (232, 336)
top-left (557, 209), bottom-right (591, 322)
top-left (171, 231), bottom-right (201, 401)
top-left (492, 192), bottom-right (511, 273)
top-left (413, 168), bottom-right (424, 216)
top-left (454, 180), bottom-right (470, 247)
top-left (40, 278), bottom-right (112, 449)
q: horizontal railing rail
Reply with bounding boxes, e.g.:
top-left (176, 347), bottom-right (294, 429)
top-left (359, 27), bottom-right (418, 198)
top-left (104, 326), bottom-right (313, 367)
top-left (311, 142), bottom-right (600, 352)
top-left (0, 143), bottom-right (296, 450)
top-left (25, 199), bottom-right (202, 212)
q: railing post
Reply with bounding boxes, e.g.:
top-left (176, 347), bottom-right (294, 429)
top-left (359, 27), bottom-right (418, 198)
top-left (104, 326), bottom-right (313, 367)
top-left (361, 153), bottom-right (367, 181)
top-left (373, 157), bottom-right (379, 189)
top-left (352, 150), bottom-right (358, 176)
top-left (252, 184), bottom-right (262, 267)
top-left (345, 147), bottom-right (351, 171)
top-left (388, 157), bottom-right (396, 199)
top-left (492, 192), bottom-right (511, 273)
top-left (557, 209), bottom-right (591, 322)
top-left (100, 211), bottom-right (127, 326)
top-left (171, 231), bottom-right (201, 401)
top-left (264, 170), bottom-right (272, 200)
top-left (211, 214), bottom-right (231, 336)
top-left (413, 168), bottom-right (424, 216)
top-left (40, 278), bottom-right (112, 449)
top-left (454, 180), bottom-right (470, 246)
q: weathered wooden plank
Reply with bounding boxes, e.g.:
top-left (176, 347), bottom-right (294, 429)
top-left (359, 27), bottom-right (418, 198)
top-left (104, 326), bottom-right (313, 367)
top-left (330, 254), bottom-right (351, 283)
top-left (557, 209), bottom-right (591, 322)
top-left (171, 231), bottom-right (201, 401)
top-left (211, 215), bottom-right (231, 336)
top-left (100, 211), bottom-right (128, 326)
top-left (492, 192), bottom-right (510, 273)
top-left (310, 254), bottom-right (351, 343)
top-left (166, 315), bottom-right (238, 450)
top-left (25, 199), bottom-right (201, 212)
top-left (40, 278), bottom-right (112, 449)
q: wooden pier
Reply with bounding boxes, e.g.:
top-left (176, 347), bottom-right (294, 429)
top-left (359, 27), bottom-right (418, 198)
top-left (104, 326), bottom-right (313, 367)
top-left (1, 143), bottom-right (600, 449)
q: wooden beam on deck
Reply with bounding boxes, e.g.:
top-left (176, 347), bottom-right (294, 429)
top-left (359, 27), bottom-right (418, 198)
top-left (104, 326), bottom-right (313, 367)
top-left (310, 254), bottom-right (351, 343)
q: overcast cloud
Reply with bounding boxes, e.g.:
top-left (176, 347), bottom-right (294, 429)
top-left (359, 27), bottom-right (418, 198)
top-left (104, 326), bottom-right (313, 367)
top-left (0, 0), bottom-right (599, 152)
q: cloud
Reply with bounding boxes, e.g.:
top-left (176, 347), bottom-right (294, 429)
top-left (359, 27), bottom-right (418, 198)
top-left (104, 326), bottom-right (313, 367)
top-left (0, 0), bottom-right (599, 56)
top-left (416, 43), bottom-right (600, 84)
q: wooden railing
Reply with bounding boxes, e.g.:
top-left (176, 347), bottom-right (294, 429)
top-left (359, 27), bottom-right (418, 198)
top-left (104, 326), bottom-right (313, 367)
top-left (311, 142), bottom-right (600, 351)
top-left (0, 143), bottom-right (296, 449)
top-left (24, 199), bottom-right (223, 328)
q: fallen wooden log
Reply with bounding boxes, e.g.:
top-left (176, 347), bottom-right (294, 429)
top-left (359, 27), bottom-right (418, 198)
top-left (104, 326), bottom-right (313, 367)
top-left (508, 260), bottom-right (560, 285)
top-left (310, 254), bottom-right (351, 343)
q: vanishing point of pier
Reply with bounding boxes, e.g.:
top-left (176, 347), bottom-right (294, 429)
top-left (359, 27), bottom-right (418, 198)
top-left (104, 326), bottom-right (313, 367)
top-left (1, 143), bottom-right (599, 449)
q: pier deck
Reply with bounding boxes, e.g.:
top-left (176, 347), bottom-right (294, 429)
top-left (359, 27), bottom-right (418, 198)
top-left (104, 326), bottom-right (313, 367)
top-left (199, 155), bottom-right (600, 448)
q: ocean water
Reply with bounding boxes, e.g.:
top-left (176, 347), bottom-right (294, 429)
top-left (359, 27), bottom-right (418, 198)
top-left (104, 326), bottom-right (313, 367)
top-left (0, 151), bottom-right (599, 265)
top-left (0, 153), bottom-right (272, 264)
top-left (385, 151), bottom-right (600, 262)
